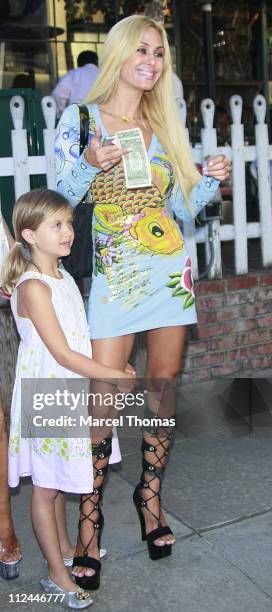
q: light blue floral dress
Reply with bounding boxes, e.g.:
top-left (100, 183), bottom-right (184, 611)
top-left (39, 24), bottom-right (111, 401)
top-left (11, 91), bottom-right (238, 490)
top-left (55, 104), bottom-right (220, 339)
top-left (9, 269), bottom-right (121, 493)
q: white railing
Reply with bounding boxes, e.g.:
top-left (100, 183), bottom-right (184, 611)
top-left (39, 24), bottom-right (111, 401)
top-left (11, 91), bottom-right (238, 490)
top-left (180, 94), bottom-right (272, 279)
top-left (1, 93), bottom-right (272, 279)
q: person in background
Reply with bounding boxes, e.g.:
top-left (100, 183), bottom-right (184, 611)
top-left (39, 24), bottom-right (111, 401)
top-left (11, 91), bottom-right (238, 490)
top-left (214, 105), bottom-right (231, 146)
top-left (12, 72), bottom-right (35, 89)
top-left (172, 71), bottom-right (184, 109)
top-left (0, 395), bottom-right (22, 581)
top-left (51, 51), bottom-right (99, 118)
top-left (0, 218), bottom-right (22, 580)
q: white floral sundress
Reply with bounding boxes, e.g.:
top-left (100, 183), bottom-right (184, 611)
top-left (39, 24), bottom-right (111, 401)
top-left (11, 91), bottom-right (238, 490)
top-left (8, 269), bottom-right (121, 493)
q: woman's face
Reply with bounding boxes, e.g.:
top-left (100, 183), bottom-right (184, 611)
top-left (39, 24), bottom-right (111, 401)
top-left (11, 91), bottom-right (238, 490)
top-left (119, 27), bottom-right (165, 92)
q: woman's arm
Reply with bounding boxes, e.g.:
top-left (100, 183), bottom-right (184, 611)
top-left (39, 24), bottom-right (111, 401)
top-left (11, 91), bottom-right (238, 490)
top-left (0, 216), bottom-right (14, 297)
top-left (2, 218), bottom-right (14, 249)
top-left (18, 280), bottom-right (133, 379)
top-left (169, 175), bottom-right (220, 221)
top-left (55, 104), bottom-right (101, 207)
top-left (169, 155), bottom-right (231, 221)
top-left (55, 105), bottom-right (129, 208)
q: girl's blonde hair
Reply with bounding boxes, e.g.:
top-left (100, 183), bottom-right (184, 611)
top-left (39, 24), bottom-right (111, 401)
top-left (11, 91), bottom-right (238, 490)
top-left (85, 15), bottom-right (200, 201)
top-left (2, 188), bottom-right (71, 294)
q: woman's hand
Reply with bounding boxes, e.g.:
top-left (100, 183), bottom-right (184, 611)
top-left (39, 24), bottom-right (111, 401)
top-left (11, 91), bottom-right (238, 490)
top-left (83, 125), bottom-right (130, 171)
top-left (203, 155), bottom-right (231, 181)
top-left (2, 217), bottom-right (15, 249)
top-left (0, 287), bottom-right (10, 300)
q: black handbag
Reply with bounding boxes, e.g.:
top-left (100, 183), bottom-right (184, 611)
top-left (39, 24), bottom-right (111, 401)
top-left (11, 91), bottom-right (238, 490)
top-left (62, 104), bottom-right (93, 280)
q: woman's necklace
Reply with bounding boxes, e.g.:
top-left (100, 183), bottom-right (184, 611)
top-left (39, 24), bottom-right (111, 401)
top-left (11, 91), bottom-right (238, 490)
top-left (100, 108), bottom-right (140, 123)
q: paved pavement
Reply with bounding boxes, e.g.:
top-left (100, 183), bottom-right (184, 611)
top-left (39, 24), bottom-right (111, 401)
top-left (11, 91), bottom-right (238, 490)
top-left (1, 372), bottom-right (272, 612)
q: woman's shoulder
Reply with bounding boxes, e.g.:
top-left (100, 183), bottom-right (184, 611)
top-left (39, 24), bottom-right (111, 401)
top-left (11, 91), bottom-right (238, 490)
top-left (58, 103), bottom-right (97, 126)
top-left (58, 103), bottom-right (79, 124)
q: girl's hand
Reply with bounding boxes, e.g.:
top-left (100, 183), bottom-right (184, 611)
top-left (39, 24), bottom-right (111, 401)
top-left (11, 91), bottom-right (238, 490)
top-left (124, 362), bottom-right (136, 377)
top-left (83, 125), bottom-right (130, 172)
top-left (120, 364), bottom-right (136, 392)
top-left (203, 155), bottom-right (231, 181)
top-left (108, 367), bottom-right (136, 393)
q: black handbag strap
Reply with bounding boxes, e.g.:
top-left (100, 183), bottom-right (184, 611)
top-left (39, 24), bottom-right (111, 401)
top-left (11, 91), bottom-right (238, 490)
top-left (78, 104), bottom-right (89, 154)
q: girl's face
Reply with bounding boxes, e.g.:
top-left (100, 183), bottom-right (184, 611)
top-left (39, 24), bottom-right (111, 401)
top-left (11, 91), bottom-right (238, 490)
top-left (24, 207), bottom-right (74, 259)
top-left (119, 27), bottom-right (165, 92)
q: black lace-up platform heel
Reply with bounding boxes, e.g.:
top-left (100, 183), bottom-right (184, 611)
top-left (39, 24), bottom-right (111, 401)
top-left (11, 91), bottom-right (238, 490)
top-left (133, 434), bottom-right (174, 561)
top-left (73, 437), bottom-right (112, 590)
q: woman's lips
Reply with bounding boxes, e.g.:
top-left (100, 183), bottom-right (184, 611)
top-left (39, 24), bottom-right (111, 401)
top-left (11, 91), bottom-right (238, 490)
top-left (137, 69), bottom-right (155, 80)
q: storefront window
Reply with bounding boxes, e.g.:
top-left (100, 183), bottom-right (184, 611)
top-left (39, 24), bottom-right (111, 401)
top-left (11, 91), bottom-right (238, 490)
top-left (1, 0), bottom-right (272, 142)
top-left (0, 1), bottom-right (176, 92)
top-left (178, 0), bottom-right (272, 142)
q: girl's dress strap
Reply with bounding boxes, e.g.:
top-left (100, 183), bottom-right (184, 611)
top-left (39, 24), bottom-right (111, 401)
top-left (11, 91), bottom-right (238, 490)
top-left (15, 271), bottom-right (52, 290)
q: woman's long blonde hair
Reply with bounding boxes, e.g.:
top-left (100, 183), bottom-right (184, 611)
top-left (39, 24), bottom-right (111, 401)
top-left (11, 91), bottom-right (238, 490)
top-left (2, 188), bottom-right (71, 295)
top-left (85, 15), bottom-right (200, 201)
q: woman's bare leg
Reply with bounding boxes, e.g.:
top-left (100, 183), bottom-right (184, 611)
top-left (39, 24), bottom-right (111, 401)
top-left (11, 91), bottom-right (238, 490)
top-left (140, 325), bottom-right (187, 547)
top-left (73, 334), bottom-right (135, 578)
top-left (0, 403), bottom-right (21, 564)
top-left (55, 493), bottom-right (75, 560)
top-left (92, 334), bottom-right (135, 369)
top-left (146, 326), bottom-right (187, 380)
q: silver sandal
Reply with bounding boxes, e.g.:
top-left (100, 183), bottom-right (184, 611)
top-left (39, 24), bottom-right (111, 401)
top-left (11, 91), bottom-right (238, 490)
top-left (40, 577), bottom-right (93, 609)
top-left (0, 555), bottom-right (22, 580)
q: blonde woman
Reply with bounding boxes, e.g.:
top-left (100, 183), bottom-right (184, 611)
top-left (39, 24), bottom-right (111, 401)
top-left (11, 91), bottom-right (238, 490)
top-left (55, 14), bottom-right (230, 589)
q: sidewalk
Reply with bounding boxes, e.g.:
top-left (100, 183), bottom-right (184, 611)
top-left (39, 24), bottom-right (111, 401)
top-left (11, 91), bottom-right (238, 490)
top-left (1, 373), bottom-right (272, 612)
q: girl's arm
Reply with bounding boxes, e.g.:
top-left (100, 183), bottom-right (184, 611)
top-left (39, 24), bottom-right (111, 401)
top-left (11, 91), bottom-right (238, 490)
top-left (18, 279), bottom-right (133, 379)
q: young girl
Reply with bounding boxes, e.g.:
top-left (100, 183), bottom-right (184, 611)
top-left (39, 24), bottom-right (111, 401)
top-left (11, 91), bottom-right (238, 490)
top-left (2, 188), bottom-right (135, 609)
top-left (0, 210), bottom-right (107, 583)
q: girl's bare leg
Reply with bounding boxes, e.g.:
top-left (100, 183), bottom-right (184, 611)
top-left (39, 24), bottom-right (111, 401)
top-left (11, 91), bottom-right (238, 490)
top-left (31, 486), bottom-right (77, 591)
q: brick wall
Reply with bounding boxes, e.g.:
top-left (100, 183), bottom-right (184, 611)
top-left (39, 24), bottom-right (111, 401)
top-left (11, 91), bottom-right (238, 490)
top-left (182, 271), bottom-right (272, 383)
top-left (1, 271), bottom-right (272, 405)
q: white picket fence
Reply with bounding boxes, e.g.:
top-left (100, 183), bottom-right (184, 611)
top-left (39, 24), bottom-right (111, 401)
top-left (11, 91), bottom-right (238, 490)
top-left (1, 93), bottom-right (272, 279)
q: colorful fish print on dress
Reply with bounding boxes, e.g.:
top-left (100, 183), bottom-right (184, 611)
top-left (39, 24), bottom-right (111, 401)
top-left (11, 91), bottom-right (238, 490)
top-left (92, 151), bottom-right (184, 277)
